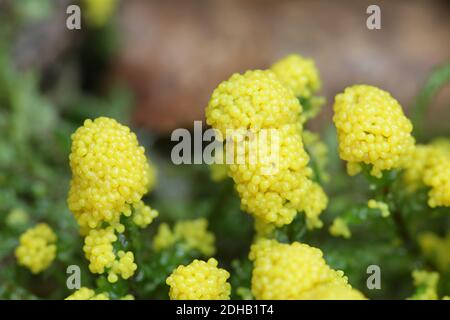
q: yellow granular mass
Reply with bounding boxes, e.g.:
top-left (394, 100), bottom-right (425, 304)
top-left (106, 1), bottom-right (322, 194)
top-left (367, 199), bottom-right (390, 217)
top-left (15, 223), bottom-right (57, 274)
top-left (333, 85), bottom-right (415, 178)
top-left (166, 258), bottom-right (231, 300)
top-left (409, 270), bottom-right (439, 300)
top-left (153, 223), bottom-right (176, 251)
top-left (173, 219), bottom-right (216, 256)
top-left (403, 145), bottom-right (437, 192)
top-left (249, 239), bottom-right (364, 300)
top-left (83, 227), bottom-right (117, 274)
top-left (270, 54), bottom-right (321, 99)
top-left (296, 282), bottom-right (365, 300)
top-left (108, 251), bottom-right (137, 282)
top-left (418, 232), bottom-right (450, 272)
top-left (153, 219), bottom-right (216, 257)
top-left (68, 117), bottom-right (152, 230)
top-left (329, 218), bottom-right (351, 239)
top-left (402, 140), bottom-right (449, 207)
top-left (65, 288), bottom-right (116, 300)
top-left (65, 287), bottom-right (96, 300)
top-left (423, 151), bottom-right (450, 207)
top-left (84, 0), bottom-right (117, 28)
top-left (206, 70), bottom-right (328, 227)
top-left (206, 70), bottom-right (301, 134)
top-left (132, 200), bottom-right (159, 228)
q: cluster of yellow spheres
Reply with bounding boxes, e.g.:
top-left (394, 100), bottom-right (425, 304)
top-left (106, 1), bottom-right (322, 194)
top-left (249, 239), bottom-right (365, 299)
top-left (368, 199), bottom-right (390, 218)
top-left (108, 251), bottom-right (138, 283)
top-left (83, 227), bottom-right (117, 274)
top-left (68, 117), bottom-right (154, 230)
top-left (68, 117), bottom-right (158, 284)
top-left (333, 85), bottom-right (415, 178)
top-left (329, 218), bottom-right (351, 239)
top-left (403, 141), bottom-right (450, 207)
top-left (206, 69), bottom-right (327, 227)
top-left (270, 54), bottom-right (321, 100)
top-left (153, 218), bottom-right (216, 257)
top-left (15, 223), bottom-right (57, 274)
top-left (409, 270), bottom-right (439, 300)
top-left (423, 151), bottom-right (450, 207)
top-left (132, 200), bottom-right (158, 228)
top-left (83, 0), bottom-right (117, 28)
top-left (166, 258), bottom-right (231, 300)
top-left (418, 232), bottom-right (450, 272)
top-left (65, 287), bottom-right (134, 300)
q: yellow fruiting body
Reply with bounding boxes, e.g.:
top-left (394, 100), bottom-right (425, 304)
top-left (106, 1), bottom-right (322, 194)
top-left (329, 218), bottom-right (351, 239)
top-left (418, 232), bottom-right (450, 272)
top-left (68, 117), bottom-right (153, 230)
top-left (409, 270), bottom-right (439, 300)
top-left (423, 151), bottom-right (450, 207)
top-left (296, 282), bottom-right (365, 300)
top-left (153, 223), bottom-right (176, 251)
top-left (132, 200), bottom-right (159, 228)
top-left (249, 239), bottom-right (364, 300)
top-left (270, 54), bottom-right (321, 99)
top-left (368, 199), bottom-right (390, 217)
top-left (65, 287), bottom-right (125, 300)
top-left (84, 0), bottom-right (117, 28)
top-left (15, 223), bottom-right (57, 274)
top-left (206, 70), bottom-right (301, 134)
top-left (403, 145), bottom-right (436, 192)
top-left (206, 70), bottom-right (327, 227)
top-left (166, 258), bottom-right (231, 300)
top-left (83, 227), bottom-right (117, 274)
top-left (333, 85), bottom-right (415, 177)
top-left (109, 251), bottom-right (137, 281)
top-left (153, 218), bottom-right (216, 256)
top-left (402, 140), bottom-right (449, 207)
top-left (65, 287), bottom-right (96, 300)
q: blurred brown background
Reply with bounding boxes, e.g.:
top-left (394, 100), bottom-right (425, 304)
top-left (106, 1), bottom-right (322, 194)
top-left (113, 0), bottom-right (450, 134)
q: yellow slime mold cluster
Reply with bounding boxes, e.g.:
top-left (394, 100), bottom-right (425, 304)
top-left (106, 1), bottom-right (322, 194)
top-left (333, 85), bottom-right (415, 178)
top-left (206, 70), bottom-right (327, 227)
top-left (249, 239), bottom-right (365, 300)
top-left (15, 223), bottom-right (57, 274)
top-left (166, 258), bottom-right (231, 300)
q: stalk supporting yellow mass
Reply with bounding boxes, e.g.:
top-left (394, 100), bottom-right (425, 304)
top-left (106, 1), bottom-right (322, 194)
top-left (333, 85), bottom-right (415, 178)
top-left (15, 223), bottom-right (57, 274)
top-left (166, 258), bottom-right (231, 300)
top-left (249, 239), bottom-right (365, 300)
top-left (206, 70), bottom-right (327, 227)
